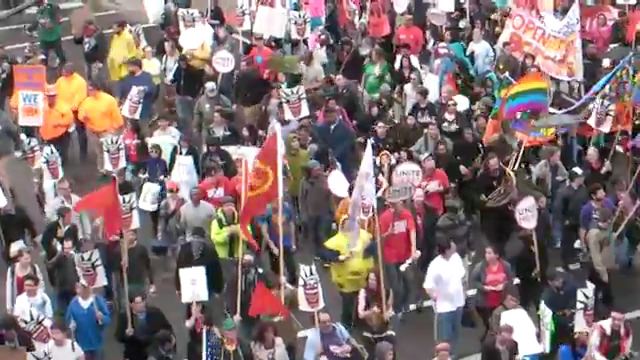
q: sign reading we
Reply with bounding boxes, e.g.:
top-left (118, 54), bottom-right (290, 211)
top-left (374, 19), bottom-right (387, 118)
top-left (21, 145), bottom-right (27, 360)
top-left (12, 65), bottom-right (46, 127)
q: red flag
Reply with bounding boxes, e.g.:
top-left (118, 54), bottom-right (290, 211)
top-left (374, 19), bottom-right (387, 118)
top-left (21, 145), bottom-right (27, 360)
top-left (626, 11), bottom-right (640, 45)
top-left (74, 180), bottom-right (122, 238)
top-left (239, 132), bottom-right (280, 250)
top-left (248, 281), bottom-right (290, 318)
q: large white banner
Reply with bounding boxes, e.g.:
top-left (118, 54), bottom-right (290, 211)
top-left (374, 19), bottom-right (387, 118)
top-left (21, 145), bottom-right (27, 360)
top-left (497, 1), bottom-right (583, 81)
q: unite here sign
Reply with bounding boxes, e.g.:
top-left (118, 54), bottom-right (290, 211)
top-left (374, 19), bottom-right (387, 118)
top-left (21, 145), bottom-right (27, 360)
top-left (515, 196), bottom-right (538, 230)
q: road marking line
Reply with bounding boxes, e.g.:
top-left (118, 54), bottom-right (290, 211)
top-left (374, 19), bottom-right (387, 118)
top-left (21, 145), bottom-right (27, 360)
top-left (24, 1), bottom-right (85, 13)
top-left (0, 10), bottom-right (118, 31)
top-left (3, 23), bottom-right (158, 50)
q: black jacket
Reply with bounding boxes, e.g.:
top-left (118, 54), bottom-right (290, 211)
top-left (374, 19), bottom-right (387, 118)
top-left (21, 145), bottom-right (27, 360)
top-left (73, 29), bottom-right (108, 64)
top-left (175, 238), bottom-right (224, 295)
top-left (115, 306), bottom-right (173, 360)
top-left (172, 65), bottom-right (205, 99)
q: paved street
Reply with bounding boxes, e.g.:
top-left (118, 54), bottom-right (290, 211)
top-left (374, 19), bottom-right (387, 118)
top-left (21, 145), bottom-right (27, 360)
top-left (1, 3), bottom-right (640, 360)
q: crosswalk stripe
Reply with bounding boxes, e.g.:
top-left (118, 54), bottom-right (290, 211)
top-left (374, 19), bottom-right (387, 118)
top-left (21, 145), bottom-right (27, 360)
top-left (0, 10), bottom-right (118, 31)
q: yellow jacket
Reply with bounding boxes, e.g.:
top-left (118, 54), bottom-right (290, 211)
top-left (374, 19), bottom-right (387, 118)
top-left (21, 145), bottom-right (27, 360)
top-left (210, 208), bottom-right (251, 259)
top-left (77, 91), bottom-right (124, 134)
top-left (107, 30), bottom-right (138, 81)
top-left (55, 73), bottom-right (87, 111)
top-left (324, 230), bottom-right (374, 293)
top-left (40, 102), bottom-right (73, 141)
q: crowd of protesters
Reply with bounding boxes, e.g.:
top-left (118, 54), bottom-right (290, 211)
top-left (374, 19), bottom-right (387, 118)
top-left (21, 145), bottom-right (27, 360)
top-left (0, 0), bottom-right (637, 359)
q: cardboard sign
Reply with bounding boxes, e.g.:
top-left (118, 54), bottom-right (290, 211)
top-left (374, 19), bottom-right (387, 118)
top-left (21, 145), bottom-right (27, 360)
top-left (179, 266), bottom-right (209, 303)
top-left (212, 49), bottom-right (236, 74)
top-left (515, 196), bottom-right (538, 230)
top-left (392, 161), bottom-right (422, 187)
top-left (13, 65), bottom-right (46, 127)
top-left (617, 0), bottom-right (637, 4)
top-left (75, 249), bottom-right (108, 288)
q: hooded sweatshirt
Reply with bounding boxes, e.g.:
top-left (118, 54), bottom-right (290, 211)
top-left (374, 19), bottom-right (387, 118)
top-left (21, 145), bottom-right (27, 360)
top-left (285, 134), bottom-right (309, 198)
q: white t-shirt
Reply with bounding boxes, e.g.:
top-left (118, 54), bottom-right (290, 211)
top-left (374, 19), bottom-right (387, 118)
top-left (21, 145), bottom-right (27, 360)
top-left (47, 339), bottom-right (84, 360)
top-left (423, 253), bottom-right (466, 313)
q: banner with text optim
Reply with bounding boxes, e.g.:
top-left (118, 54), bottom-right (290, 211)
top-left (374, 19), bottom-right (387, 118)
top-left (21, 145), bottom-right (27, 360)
top-left (13, 65), bottom-right (46, 127)
top-left (497, 1), bottom-right (583, 81)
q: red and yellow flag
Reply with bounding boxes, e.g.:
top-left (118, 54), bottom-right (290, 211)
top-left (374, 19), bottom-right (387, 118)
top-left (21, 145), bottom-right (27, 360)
top-left (239, 132), bottom-right (281, 250)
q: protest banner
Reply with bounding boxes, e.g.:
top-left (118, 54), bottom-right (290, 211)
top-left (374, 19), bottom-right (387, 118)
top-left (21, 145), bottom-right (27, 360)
top-left (497, 1), bottom-right (583, 81)
top-left (13, 65), bottom-right (46, 127)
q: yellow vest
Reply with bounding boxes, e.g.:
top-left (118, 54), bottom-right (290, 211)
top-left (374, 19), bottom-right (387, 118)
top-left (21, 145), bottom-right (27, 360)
top-left (324, 230), bottom-right (374, 293)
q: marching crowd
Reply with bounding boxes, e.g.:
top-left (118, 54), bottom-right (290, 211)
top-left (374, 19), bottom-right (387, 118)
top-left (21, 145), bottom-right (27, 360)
top-left (0, 0), bottom-right (638, 359)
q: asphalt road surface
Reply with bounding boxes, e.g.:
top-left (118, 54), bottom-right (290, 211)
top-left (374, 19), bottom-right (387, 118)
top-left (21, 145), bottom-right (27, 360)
top-left (2, 5), bottom-right (640, 360)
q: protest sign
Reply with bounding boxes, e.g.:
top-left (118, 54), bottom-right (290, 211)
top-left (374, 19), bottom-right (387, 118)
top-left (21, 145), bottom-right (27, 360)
top-left (391, 161), bottom-right (422, 187)
top-left (515, 196), bottom-right (538, 230)
top-left (179, 266), bottom-right (209, 303)
top-left (212, 49), bottom-right (236, 74)
top-left (13, 65), bottom-right (46, 127)
top-left (497, 2), bottom-right (583, 80)
top-left (75, 249), bottom-right (108, 288)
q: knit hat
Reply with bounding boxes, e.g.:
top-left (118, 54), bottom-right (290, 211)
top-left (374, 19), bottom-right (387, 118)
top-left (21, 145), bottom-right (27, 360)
top-left (222, 317), bottom-right (236, 331)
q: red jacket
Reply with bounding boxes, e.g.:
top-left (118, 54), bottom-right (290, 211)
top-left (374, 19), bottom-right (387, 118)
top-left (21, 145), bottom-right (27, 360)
top-left (394, 25), bottom-right (425, 55)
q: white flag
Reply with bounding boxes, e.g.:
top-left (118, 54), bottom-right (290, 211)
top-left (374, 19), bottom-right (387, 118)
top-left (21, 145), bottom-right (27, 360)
top-left (346, 139), bottom-right (377, 249)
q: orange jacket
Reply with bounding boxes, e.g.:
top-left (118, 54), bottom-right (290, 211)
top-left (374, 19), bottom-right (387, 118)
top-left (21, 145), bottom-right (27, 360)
top-left (40, 102), bottom-right (74, 141)
top-left (55, 73), bottom-right (87, 111)
top-left (77, 91), bottom-right (124, 134)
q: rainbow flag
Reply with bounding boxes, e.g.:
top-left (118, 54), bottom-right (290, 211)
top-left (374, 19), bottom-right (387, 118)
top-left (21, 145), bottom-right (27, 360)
top-left (500, 73), bottom-right (549, 121)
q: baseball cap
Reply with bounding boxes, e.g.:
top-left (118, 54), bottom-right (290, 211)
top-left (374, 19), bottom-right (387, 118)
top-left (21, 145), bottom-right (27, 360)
top-left (204, 81), bottom-right (217, 96)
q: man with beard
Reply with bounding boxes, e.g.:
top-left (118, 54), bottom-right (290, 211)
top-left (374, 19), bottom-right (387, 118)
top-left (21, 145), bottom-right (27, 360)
top-left (579, 183), bottom-right (615, 246)
top-left (591, 310), bottom-right (633, 360)
top-left (476, 153), bottom-right (513, 256)
top-left (175, 226), bottom-right (224, 300)
top-left (541, 270), bottom-right (577, 352)
top-left (553, 168), bottom-right (587, 268)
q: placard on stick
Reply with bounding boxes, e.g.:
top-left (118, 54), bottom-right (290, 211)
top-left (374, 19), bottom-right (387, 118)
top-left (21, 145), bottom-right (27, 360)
top-left (515, 196), bottom-right (538, 230)
top-left (179, 266), bottom-right (209, 303)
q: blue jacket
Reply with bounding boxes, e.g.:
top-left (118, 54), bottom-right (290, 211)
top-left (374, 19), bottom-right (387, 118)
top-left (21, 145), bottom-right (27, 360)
top-left (314, 121), bottom-right (355, 179)
top-left (65, 295), bottom-right (111, 351)
top-left (117, 71), bottom-right (156, 121)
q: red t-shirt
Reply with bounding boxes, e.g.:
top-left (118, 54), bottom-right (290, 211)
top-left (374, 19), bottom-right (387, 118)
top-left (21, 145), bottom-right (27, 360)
top-left (199, 175), bottom-right (232, 207)
top-left (394, 25), bottom-right (425, 55)
top-left (248, 46), bottom-right (273, 78)
top-left (484, 262), bottom-right (507, 308)
top-left (420, 169), bottom-right (449, 215)
top-left (379, 208), bottom-right (416, 264)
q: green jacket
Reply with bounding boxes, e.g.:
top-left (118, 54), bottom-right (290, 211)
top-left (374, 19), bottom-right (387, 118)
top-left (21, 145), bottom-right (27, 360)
top-left (210, 209), bottom-right (252, 259)
top-left (36, 4), bottom-right (62, 43)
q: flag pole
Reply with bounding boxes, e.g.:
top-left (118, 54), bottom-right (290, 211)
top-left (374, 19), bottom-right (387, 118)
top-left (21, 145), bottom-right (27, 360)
top-left (113, 175), bottom-right (133, 331)
top-left (277, 128), bottom-right (285, 304)
top-left (373, 211), bottom-right (388, 316)
top-left (236, 158), bottom-right (248, 317)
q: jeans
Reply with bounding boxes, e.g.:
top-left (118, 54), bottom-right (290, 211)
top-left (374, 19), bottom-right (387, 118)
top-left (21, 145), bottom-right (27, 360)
top-left (561, 223), bottom-right (579, 267)
top-left (84, 351), bottom-right (104, 360)
top-left (56, 289), bottom-right (75, 316)
top-left (306, 214), bottom-right (331, 255)
top-left (175, 96), bottom-right (194, 132)
top-left (339, 291), bottom-right (357, 328)
top-left (48, 132), bottom-right (71, 165)
top-left (75, 119), bottom-right (88, 160)
top-left (384, 263), bottom-right (409, 313)
top-left (268, 247), bottom-right (297, 286)
top-left (435, 307), bottom-right (463, 357)
top-left (40, 39), bottom-right (66, 66)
